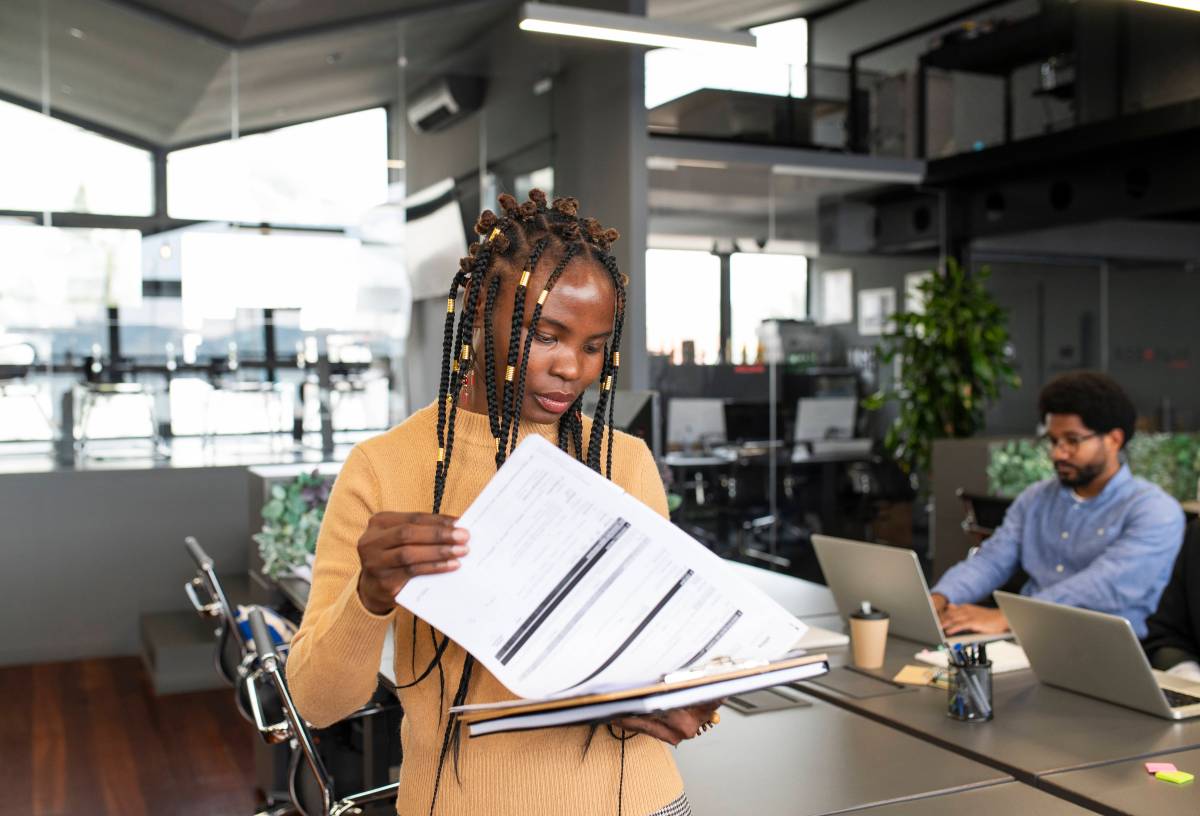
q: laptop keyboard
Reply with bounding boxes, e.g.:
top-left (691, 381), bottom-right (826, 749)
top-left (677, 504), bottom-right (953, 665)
top-left (1163, 688), bottom-right (1200, 708)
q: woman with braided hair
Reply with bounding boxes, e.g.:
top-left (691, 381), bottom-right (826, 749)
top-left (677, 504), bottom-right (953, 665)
top-left (287, 190), bottom-right (715, 816)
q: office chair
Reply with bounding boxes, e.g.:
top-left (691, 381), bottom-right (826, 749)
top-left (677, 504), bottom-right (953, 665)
top-left (184, 535), bottom-right (265, 720)
top-left (956, 490), bottom-right (1013, 549)
top-left (956, 490), bottom-right (1026, 598)
top-left (245, 607), bottom-right (401, 816)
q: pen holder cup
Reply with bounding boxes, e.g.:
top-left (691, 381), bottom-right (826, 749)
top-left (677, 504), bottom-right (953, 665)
top-left (946, 661), bottom-right (993, 722)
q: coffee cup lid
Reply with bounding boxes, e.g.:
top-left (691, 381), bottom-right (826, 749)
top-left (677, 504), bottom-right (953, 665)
top-left (850, 601), bottom-right (889, 620)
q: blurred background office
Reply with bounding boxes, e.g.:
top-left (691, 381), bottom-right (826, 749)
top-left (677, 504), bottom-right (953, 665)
top-left (4, 0), bottom-right (1200, 814)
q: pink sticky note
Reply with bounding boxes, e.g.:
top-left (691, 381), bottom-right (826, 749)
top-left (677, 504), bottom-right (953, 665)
top-left (1146, 762), bottom-right (1177, 775)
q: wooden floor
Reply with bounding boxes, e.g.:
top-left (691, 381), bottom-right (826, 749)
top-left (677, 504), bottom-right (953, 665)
top-left (0, 657), bottom-right (260, 816)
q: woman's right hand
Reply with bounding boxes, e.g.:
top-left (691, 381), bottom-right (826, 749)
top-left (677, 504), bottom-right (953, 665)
top-left (356, 512), bottom-right (469, 615)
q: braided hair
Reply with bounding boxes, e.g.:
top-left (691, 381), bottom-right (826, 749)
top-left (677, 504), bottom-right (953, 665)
top-left (417, 189), bottom-right (628, 814)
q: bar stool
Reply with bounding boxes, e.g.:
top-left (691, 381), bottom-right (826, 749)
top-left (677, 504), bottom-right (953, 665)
top-left (245, 607), bottom-right (400, 816)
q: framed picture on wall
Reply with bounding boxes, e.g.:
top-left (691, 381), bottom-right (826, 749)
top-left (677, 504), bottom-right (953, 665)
top-left (821, 269), bottom-right (853, 325)
top-left (858, 287), bottom-right (897, 336)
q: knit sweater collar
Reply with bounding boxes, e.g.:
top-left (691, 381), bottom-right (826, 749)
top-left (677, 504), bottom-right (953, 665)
top-left (429, 402), bottom-right (561, 449)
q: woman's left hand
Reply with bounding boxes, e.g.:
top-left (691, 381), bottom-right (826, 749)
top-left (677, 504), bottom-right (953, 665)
top-left (612, 701), bottom-right (722, 746)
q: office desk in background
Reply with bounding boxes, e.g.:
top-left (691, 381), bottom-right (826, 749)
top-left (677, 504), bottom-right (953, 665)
top-left (843, 781), bottom-right (1093, 815)
top-left (800, 636), bottom-right (1200, 784)
top-left (1040, 747), bottom-right (1200, 815)
top-left (674, 688), bottom-right (1011, 816)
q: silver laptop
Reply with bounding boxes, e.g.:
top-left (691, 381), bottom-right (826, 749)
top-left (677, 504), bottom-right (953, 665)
top-left (996, 591), bottom-right (1200, 720)
top-left (812, 535), bottom-right (1006, 647)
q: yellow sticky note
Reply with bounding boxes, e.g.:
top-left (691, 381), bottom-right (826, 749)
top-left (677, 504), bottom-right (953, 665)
top-left (1156, 770), bottom-right (1194, 785)
top-left (894, 665), bottom-right (937, 686)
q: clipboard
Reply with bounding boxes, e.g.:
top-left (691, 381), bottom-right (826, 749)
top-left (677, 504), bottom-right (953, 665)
top-left (454, 653), bottom-right (829, 736)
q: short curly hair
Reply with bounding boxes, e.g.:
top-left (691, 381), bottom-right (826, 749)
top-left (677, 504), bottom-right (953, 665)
top-left (1038, 371), bottom-right (1137, 448)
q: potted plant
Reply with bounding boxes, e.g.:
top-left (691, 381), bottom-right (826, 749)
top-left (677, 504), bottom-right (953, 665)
top-left (864, 259), bottom-right (1019, 478)
top-left (254, 470), bottom-right (334, 579)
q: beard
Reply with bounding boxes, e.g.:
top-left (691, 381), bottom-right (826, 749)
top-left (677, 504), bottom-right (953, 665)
top-left (1055, 460), bottom-right (1105, 488)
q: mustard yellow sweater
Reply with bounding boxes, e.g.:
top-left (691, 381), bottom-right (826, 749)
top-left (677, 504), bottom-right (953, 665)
top-left (287, 402), bottom-right (684, 816)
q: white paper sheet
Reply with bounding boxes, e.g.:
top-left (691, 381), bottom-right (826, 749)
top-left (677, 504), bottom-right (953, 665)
top-left (396, 435), bottom-right (807, 699)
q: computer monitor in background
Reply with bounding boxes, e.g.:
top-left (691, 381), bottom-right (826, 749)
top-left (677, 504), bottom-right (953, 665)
top-left (723, 402), bottom-right (772, 443)
top-left (583, 389), bottom-right (661, 456)
top-left (667, 398), bottom-right (727, 450)
top-left (794, 397), bottom-right (857, 441)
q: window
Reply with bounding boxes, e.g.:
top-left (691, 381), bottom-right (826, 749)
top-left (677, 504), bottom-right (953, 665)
top-left (729, 253), bottom-right (808, 364)
top-left (167, 108), bottom-right (389, 227)
top-left (0, 99), bottom-right (153, 215)
top-left (645, 249), bottom-right (720, 363)
top-left (645, 17), bottom-right (808, 109)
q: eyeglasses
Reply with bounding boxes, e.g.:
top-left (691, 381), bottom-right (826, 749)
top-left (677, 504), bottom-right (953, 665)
top-left (1038, 432), bottom-right (1099, 454)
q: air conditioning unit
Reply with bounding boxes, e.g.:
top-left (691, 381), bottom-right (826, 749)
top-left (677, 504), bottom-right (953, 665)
top-left (407, 76), bottom-right (486, 134)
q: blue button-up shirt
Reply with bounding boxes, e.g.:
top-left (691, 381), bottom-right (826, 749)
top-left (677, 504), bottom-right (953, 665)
top-left (933, 465), bottom-right (1184, 638)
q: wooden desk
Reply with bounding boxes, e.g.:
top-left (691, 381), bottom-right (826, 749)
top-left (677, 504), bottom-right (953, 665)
top-left (675, 687), bottom-right (1010, 816)
top-left (1041, 746), bottom-right (1200, 815)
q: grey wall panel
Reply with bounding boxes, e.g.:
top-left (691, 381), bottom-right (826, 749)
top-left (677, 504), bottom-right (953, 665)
top-left (1, 466), bottom-right (250, 665)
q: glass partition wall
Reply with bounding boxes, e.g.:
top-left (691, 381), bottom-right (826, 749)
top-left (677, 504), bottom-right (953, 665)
top-left (0, 0), bottom-right (410, 462)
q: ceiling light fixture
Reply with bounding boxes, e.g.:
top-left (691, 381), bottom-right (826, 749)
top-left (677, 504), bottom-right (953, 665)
top-left (1132, 0), bottom-right (1200, 10)
top-left (771, 163), bottom-right (923, 184)
top-left (519, 2), bottom-right (757, 53)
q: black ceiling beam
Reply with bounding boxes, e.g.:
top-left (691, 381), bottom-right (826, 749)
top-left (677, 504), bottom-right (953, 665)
top-left (849, 0), bottom-right (1013, 61)
top-left (102, 0), bottom-right (500, 50)
top-left (924, 97), bottom-right (1200, 187)
top-left (0, 87), bottom-right (161, 151)
top-left (100, 0), bottom-right (236, 47)
top-left (804, 0), bottom-right (867, 23)
top-left (237, 0), bottom-right (502, 48)
top-left (164, 102), bottom-right (390, 152)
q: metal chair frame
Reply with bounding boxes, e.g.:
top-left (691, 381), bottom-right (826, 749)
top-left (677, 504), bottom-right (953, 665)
top-left (245, 607), bottom-right (400, 816)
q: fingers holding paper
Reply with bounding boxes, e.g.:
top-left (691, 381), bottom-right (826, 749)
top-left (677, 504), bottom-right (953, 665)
top-left (613, 701), bottom-right (722, 746)
top-left (356, 512), bottom-right (470, 615)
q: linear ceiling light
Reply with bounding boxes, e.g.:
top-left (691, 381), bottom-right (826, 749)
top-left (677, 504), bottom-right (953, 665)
top-left (519, 3), bottom-right (757, 53)
top-left (771, 163), bottom-right (924, 184)
top-left (1132, 0), bottom-right (1200, 10)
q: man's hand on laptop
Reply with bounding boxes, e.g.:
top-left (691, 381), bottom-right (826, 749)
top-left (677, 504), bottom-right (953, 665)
top-left (939, 602), bottom-right (1009, 635)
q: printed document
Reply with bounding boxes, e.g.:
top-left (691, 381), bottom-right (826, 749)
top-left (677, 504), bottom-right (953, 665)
top-left (396, 435), bottom-right (807, 699)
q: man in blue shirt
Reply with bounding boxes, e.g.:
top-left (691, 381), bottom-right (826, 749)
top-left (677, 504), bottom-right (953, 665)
top-left (932, 371), bottom-right (1184, 639)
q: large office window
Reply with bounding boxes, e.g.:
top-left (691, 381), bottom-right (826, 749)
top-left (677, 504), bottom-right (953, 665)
top-left (730, 253), bottom-right (808, 364)
top-left (0, 100), bottom-right (153, 216)
top-left (645, 17), bottom-right (808, 109)
top-left (167, 108), bottom-right (389, 227)
top-left (645, 249), bottom-right (721, 363)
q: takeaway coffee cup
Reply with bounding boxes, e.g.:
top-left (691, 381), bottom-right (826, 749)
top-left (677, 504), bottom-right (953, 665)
top-left (849, 602), bottom-right (889, 669)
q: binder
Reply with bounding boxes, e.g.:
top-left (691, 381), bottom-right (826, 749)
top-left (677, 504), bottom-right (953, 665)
top-left (454, 653), bottom-right (829, 737)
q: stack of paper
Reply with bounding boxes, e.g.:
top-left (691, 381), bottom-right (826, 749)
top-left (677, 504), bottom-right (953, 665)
top-left (396, 436), bottom-right (824, 734)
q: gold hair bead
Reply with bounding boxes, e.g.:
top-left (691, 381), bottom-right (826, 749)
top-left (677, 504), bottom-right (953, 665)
top-left (519, 269), bottom-right (530, 287)
top-left (460, 344), bottom-right (471, 360)
top-left (505, 365), bottom-right (515, 382)
top-left (446, 297), bottom-right (455, 314)
top-left (602, 376), bottom-right (613, 391)
top-left (612, 351), bottom-right (620, 367)
top-left (437, 448), bottom-right (445, 463)
top-left (538, 289), bottom-right (549, 305)
top-left (452, 360), bottom-right (460, 373)
top-left (488, 227), bottom-right (501, 242)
